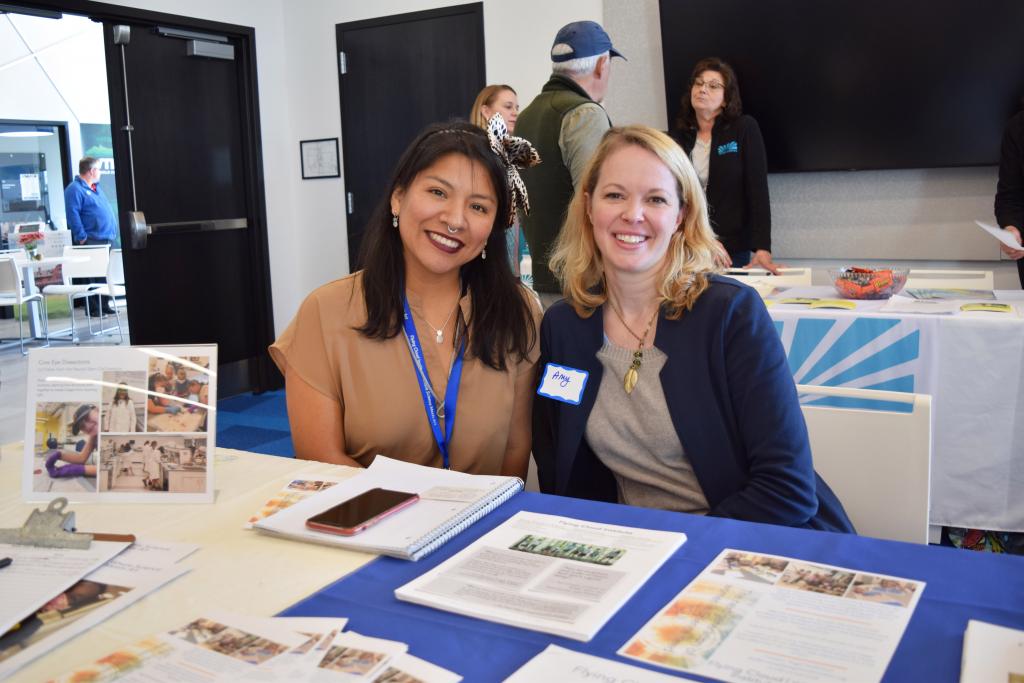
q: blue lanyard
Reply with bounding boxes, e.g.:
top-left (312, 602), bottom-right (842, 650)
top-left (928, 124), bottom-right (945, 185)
top-left (402, 297), bottom-right (465, 469)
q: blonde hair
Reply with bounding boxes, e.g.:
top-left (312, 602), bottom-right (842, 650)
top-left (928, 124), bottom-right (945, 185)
top-left (470, 84), bottom-right (516, 129)
top-left (549, 125), bottom-right (720, 318)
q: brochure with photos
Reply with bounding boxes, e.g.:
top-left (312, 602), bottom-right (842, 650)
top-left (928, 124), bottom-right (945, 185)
top-left (23, 345), bottom-right (217, 503)
top-left (619, 548), bottom-right (925, 683)
top-left (395, 511), bottom-right (687, 641)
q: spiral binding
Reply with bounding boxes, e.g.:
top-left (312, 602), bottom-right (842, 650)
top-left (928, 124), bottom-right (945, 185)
top-left (408, 478), bottom-right (524, 561)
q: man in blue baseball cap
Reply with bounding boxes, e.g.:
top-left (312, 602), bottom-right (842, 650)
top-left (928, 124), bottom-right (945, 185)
top-left (516, 21), bottom-right (626, 308)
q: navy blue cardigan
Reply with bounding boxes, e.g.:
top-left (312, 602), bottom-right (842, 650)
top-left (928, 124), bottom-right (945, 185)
top-left (532, 276), bottom-right (854, 533)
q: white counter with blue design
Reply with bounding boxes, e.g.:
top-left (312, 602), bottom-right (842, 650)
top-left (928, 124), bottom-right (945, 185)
top-left (767, 287), bottom-right (1024, 533)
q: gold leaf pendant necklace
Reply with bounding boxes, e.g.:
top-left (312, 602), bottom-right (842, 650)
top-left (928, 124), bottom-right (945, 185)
top-left (608, 297), bottom-right (660, 395)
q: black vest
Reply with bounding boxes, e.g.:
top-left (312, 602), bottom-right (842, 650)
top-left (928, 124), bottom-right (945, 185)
top-left (516, 75), bottom-right (604, 293)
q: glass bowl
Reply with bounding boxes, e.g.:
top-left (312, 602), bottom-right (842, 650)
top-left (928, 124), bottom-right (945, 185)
top-left (828, 267), bottom-right (909, 300)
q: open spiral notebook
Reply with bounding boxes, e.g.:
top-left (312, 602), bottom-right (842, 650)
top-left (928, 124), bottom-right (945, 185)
top-left (253, 456), bottom-right (523, 561)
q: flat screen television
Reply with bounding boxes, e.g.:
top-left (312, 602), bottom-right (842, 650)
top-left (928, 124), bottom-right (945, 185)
top-left (659, 0), bottom-right (1024, 172)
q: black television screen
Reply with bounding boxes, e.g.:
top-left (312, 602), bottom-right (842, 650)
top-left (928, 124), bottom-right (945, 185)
top-left (659, 0), bottom-right (1024, 172)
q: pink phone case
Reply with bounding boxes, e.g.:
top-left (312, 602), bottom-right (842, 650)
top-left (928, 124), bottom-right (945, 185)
top-left (305, 493), bottom-right (419, 536)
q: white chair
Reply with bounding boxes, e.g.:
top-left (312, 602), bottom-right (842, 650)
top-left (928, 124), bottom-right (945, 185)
top-left (722, 267), bottom-right (812, 289)
top-left (41, 244), bottom-right (110, 342)
top-left (0, 257), bottom-right (49, 354)
top-left (796, 384), bottom-right (931, 544)
top-left (905, 269), bottom-right (994, 290)
top-left (86, 248), bottom-right (128, 343)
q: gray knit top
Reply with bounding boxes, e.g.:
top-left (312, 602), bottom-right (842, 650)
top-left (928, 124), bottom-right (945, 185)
top-left (584, 339), bottom-right (710, 514)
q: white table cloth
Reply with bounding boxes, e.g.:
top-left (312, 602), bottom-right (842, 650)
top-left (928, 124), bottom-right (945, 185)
top-left (767, 287), bottom-right (1024, 532)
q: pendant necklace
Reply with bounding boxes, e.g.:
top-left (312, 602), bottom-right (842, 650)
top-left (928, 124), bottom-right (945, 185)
top-left (407, 322), bottom-right (461, 419)
top-left (608, 297), bottom-right (660, 395)
top-left (418, 295), bottom-right (461, 344)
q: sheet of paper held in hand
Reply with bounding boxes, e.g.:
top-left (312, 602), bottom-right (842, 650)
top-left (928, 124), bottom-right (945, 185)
top-left (395, 511), bottom-right (686, 642)
top-left (23, 345), bottom-right (217, 503)
top-left (619, 548), bottom-right (925, 683)
top-left (504, 644), bottom-right (695, 682)
top-left (0, 540), bottom-right (131, 638)
top-left (0, 540), bottom-right (196, 679)
top-left (975, 219), bottom-right (1024, 250)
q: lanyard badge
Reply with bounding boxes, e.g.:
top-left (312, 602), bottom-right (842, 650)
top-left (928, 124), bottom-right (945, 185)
top-left (402, 297), bottom-right (464, 469)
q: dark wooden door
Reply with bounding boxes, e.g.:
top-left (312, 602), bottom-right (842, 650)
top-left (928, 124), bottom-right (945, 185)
top-left (102, 19), bottom-right (275, 395)
top-left (337, 3), bottom-right (485, 270)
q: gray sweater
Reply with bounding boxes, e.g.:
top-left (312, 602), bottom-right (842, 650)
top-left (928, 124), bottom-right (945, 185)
top-left (584, 340), bottom-right (710, 514)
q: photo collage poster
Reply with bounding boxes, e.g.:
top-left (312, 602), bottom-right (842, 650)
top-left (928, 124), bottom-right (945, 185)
top-left (22, 345), bottom-right (217, 503)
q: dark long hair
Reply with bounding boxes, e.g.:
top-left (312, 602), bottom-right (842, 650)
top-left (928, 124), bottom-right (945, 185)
top-left (675, 57), bottom-right (743, 132)
top-left (356, 121), bottom-right (535, 371)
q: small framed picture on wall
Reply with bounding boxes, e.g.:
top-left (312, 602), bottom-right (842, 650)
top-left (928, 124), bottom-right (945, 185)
top-left (300, 138), bottom-right (340, 179)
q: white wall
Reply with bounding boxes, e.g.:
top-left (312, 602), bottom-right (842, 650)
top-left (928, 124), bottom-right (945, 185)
top-left (277, 0), bottom-right (602, 331)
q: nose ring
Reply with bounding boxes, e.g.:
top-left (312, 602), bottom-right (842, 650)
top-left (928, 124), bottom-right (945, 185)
top-left (446, 224), bottom-right (459, 234)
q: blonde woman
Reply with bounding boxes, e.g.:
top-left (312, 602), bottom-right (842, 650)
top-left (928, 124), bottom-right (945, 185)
top-left (471, 84), bottom-right (530, 281)
top-left (470, 84), bottom-right (519, 132)
top-left (532, 125), bottom-right (852, 531)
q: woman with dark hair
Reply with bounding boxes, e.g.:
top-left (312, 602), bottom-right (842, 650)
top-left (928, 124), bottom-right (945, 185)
top-left (271, 120), bottom-right (541, 476)
top-left (104, 383), bottom-right (138, 432)
top-left (45, 404), bottom-right (99, 479)
top-left (672, 57), bottom-right (780, 273)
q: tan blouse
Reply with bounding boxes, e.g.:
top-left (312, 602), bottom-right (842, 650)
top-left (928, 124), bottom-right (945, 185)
top-left (270, 272), bottom-right (540, 474)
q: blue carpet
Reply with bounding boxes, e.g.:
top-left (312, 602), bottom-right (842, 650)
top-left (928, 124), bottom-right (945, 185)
top-left (216, 389), bottom-right (294, 457)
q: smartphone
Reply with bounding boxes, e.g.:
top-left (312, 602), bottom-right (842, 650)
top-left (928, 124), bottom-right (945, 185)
top-left (305, 488), bottom-right (419, 536)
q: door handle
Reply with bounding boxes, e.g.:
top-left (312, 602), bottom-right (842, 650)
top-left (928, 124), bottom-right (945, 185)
top-left (127, 211), bottom-right (149, 249)
top-left (147, 218), bottom-right (248, 234)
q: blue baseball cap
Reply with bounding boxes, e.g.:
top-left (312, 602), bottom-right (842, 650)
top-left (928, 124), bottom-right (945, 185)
top-left (551, 21), bottom-right (625, 62)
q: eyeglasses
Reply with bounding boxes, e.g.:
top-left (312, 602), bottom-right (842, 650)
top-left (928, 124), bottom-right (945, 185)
top-left (692, 79), bottom-right (724, 91)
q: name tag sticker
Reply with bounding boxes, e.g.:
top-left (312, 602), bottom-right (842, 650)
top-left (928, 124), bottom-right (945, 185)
top-left (537, 363), bottom-right (589, 405)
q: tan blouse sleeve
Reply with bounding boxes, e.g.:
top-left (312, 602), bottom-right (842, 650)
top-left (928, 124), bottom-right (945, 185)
top-left (269, 290), bottom-right (341, 402)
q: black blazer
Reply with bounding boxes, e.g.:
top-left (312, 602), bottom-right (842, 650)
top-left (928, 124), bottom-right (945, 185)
top-left (673, 115), bottom-right (772, 255)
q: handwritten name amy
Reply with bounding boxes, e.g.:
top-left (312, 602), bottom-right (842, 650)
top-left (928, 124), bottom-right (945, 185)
top-left (550, 369), bottom-right (572, 388)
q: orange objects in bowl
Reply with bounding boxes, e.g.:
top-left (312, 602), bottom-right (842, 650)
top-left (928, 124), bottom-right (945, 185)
top-left (828, 267), bottom-right (909, 300)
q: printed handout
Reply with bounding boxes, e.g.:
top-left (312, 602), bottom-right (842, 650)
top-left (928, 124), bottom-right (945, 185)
top-left (504, 644), bottom-right (695, 682)
top-left (244, 477), bottom-right (345, 529)
top-left (395, 511), bottom-right (686, 641)
top-left (620, 548), bottom-right (924, 683)
top-left (0, 540), bottom-right (195, 679)
top-left (0, 539), bottom-right (131, 639)
top-left (975, 219), bottom-right (1024, 251)
top-left (23, 345), bottom-right (217, 503)
top-left (47, 612), bottom-right (317, 682)
top-left (309, 630), bottom-right (407, 681)
top-left (959, 619), bottom-right (1024, 683)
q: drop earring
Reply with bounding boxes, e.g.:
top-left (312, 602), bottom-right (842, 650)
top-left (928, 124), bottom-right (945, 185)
top-left (481, 248), bottom-right (487, 260)
top-left (392, 214), bottom-right (399, 228)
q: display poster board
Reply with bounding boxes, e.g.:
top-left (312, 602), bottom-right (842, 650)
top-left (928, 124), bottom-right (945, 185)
top-left (23, 345), bottom-right (217, 503)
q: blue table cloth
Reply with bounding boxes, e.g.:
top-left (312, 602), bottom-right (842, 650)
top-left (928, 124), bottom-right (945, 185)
top-left (283, 492), bottom-right (1024, 681)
